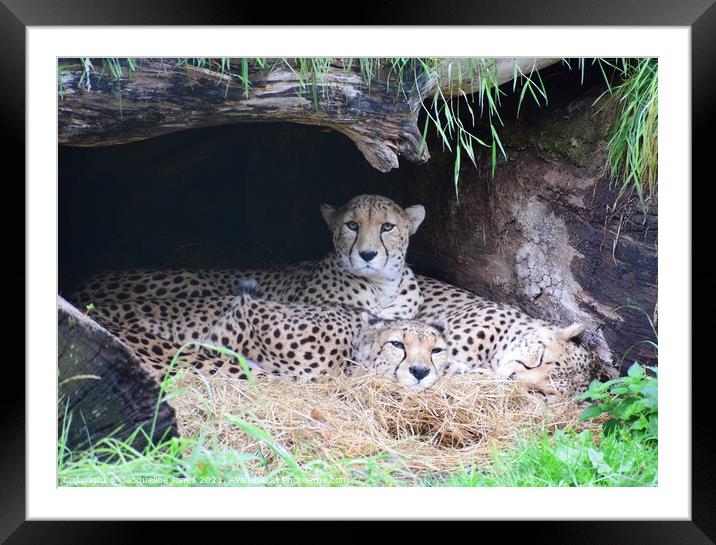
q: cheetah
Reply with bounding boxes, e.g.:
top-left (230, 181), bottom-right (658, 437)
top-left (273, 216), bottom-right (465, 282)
top-left (92, 285), bottom-right (449, 390)
top-left (416, 275), bottom-right (597, 398)
top-left (71, 195), bottom-right (426, 320)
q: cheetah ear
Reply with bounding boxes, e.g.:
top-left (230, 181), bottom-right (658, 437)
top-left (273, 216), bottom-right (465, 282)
top-left (429, 319), bottom-right (449, 334)
top-left (360, 311), bottom-right (390, 328)
top-left (404, 204), bottom-right (426, 235)
top-left (320, 203), bottom-right (336, 228)
top-left (559, 322), bottom-right (585, 341)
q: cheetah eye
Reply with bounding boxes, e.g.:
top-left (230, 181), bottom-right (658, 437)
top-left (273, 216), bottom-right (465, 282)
top-left (381, 222), bottom-right (395, 232)
top-left (431, 347), bottom-right (444, 354)
top-left (515, 359), bottom-right (542, 370)
top-left (345, 221), bottom-right (359, 231)
top-left (389, 341), bottom-right (405, 350)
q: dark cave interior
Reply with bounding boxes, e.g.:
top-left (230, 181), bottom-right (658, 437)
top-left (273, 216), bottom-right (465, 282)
top-left (58, 60), bottom-right (612, 298)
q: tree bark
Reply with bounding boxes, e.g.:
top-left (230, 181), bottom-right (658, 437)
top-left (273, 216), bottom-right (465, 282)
top-left (58, 295), bottom-right (177, 453)
top-left (58, 58), bottom-right (558, 172)
top-left (395, 96), bottom-right (657, 373)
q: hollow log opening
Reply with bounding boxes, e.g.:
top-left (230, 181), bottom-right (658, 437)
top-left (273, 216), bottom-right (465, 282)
top-left (59, 61), bottom-right (657, 374)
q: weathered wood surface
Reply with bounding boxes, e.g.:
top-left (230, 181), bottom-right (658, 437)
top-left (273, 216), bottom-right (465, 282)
top-left (58, 296), bottom-right (177, 452)
top-left (58, 58), bottom-right (558, 172)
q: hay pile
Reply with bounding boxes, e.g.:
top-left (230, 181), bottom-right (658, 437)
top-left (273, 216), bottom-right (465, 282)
top-left (171, 370), bottom-right (584, 474)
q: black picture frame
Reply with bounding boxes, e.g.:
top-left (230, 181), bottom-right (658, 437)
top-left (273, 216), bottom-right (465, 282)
top-left (4, 0), bottom-right (713, 541)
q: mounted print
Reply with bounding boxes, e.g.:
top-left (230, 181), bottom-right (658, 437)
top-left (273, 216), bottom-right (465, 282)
top-left (56, 57), bottom-right (658, 488)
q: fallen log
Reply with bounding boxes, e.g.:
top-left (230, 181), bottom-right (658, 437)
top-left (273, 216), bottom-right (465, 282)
top-left (58, 296), bottom-right (177, 453)
top-left (57, 57), bottom-right (558, 172)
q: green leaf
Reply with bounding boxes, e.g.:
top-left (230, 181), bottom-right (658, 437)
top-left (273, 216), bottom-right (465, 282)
top-left (453, 141), bottom-right (462, 199)
top-left (555, 445), bottom-right (582, 465)
top-left (160, 386), bottom-right (190, 403)
top-left (611, 397), bottom-right (641, 420)
top-left (610, 386), bottom-right (631, 395)
top-left (241, 58), bottom-right (250, 99)
top-left (641, 385), bottom-right (658, 409)
top-left (602, 419), bottom-right (621, 436)
top-left (629, 416), bottom-right (648, 431)
top-left (627, 362), bottom-right (645, 378)
top-left (225, 416), bottom-right (302, 474)
top-left (578, 404), bottom-right (604, 421)
top-left (576, 379), bottom-right (610, 400)
top-left (587, 448), bottom-right (613, 474)
top-left (490, 123), bottom-right (507, 160)
top-left (491, 139), bottom-right (496, 178)
top-left (578, 390), bottom-right (609, 402)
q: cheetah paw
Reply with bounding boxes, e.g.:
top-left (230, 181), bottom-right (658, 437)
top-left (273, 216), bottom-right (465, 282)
top-left (445, 362), bottom-right (470, 375)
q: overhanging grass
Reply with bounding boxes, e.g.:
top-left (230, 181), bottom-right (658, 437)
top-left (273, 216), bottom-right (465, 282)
top-left (601, 58), bottom-right (658, 211)
top-left (59, 57), bottom-right (656, 207)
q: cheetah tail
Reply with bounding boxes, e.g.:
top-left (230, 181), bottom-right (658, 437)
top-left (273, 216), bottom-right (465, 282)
top-left (235, 278), bottom-right (261, 299)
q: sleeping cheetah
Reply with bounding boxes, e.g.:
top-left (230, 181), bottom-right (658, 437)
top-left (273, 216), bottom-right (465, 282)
top-left (417, 275), bottom-right (597, 398)
top-left (71, 195), bottom-right (426, 320)
top-left (92, 286), bottom-right (449, 390)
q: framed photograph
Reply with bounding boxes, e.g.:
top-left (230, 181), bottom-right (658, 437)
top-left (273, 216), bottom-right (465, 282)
top-left (5, 0), bottom-right (713, 540)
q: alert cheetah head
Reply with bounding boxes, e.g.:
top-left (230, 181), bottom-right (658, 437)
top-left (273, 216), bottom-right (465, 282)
top-left (353, 313), bottom-right (449, 389)
top-left (491, 323), bottom-right (597, 399)
top-left (320, 195), bottom-right (425, 282)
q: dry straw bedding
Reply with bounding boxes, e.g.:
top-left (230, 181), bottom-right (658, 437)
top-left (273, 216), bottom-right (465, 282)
top-left (171, 369), bottom-right (587, 475)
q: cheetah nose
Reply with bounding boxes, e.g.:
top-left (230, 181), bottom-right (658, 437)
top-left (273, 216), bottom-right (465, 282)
top-left (359, 250), bottom-right (378, 262)
top-left (409, 365), bottom-right (430, 381)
